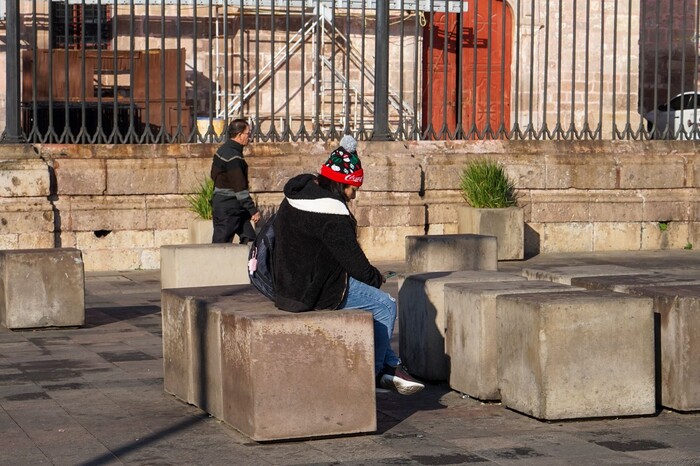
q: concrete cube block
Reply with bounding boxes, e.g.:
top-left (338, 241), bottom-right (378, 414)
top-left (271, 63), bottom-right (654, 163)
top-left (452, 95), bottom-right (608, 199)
top-left (160, 243), bottom-right (250, 289)
top-left (405, 234), bottom-right (498, 273)
top-left (162, 286), bottom-right (234, 419)
top-left (444, 280), bottom-right (583, 400)
top-left (162, 285), bottom-right (376, 441)
top-left (457, 205), bottom-right (524, 260)
top-left (218, 296), bottom-right (376, 441)
top-left (0, 248), bottom-right (85, 329)
top-left (398, 271), bottom-right (527, 381)
top-left (497, 291), bottom-right (656, 420)
top-left (627, 284), bottom-right (700, 412)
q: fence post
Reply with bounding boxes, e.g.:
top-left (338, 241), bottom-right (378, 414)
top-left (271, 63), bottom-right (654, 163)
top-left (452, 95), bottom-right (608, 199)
top-left (3, 0), bottom-right (24, 143)
top-left (372, 1), bottom-right (391, 141)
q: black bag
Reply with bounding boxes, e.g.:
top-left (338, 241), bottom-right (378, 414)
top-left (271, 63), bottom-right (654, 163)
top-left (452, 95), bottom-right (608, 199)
top-left (248, 214), bottom-right (276, 300)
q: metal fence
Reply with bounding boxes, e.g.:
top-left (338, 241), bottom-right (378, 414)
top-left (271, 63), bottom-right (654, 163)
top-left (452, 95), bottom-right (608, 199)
top-left (4, 0), bottom-right (700, 143)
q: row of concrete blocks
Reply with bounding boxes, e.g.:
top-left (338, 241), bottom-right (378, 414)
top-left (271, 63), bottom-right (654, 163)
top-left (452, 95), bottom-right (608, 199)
top-left (155, 234), bottom-right (500, 441)
top-left (399, 264), bottom-right (700, 419)
top-left (0, 231), bottom-right (510, 328)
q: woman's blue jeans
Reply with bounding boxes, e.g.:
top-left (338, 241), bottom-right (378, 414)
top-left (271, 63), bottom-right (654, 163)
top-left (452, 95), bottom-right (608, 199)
top-left (339, 277), bottom-right (401, 376)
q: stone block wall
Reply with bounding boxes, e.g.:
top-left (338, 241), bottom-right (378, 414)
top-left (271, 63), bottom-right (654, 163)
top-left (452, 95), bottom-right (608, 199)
top-left (0, 140), bottom-right (698, 271)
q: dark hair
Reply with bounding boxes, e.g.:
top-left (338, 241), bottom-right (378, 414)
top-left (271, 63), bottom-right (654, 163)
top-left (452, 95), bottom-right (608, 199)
top-left (228, 118), bottom-right (249, 139)
top-left (317, 174), bottom-right (348, 199)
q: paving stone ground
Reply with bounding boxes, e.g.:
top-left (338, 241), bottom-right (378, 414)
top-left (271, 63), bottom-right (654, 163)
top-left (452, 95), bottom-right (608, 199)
top-left (1, 251), bottom-right (700, 465)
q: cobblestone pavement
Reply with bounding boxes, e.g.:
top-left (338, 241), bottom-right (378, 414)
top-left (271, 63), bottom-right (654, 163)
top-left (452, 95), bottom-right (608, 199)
top-left (1, 252), bottom-right (700, 465)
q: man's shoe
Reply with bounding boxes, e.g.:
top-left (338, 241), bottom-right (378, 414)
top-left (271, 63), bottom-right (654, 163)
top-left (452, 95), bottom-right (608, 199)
top-left (379, 365), bottom-right (424, 396)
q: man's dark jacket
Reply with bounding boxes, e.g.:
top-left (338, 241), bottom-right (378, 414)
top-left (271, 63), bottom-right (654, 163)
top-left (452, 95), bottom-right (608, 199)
top-left (210, 139), bottom-right (257, 215)
top-left (273, 173), bottom-right (383, 312)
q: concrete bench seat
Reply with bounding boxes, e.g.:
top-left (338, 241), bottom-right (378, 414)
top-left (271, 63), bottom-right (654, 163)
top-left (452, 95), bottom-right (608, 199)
top-left (497, 290), bottom-right (656, 420)
top-left (162, 285), bottom-right (376, 441)
top-left (405, 234), bottom-right (498, 273)
top-left (398, 271), bottom-right (527, 381)
top-left (444, 280), bottom-right (584, 401)
top-left (160, 243), bottom-right (250, 289)
top-left (0, 248), bottom-right (85, 329)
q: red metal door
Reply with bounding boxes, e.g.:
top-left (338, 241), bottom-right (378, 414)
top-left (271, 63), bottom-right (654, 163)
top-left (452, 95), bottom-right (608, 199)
top-left (422, 0), bottom-right (512, 138)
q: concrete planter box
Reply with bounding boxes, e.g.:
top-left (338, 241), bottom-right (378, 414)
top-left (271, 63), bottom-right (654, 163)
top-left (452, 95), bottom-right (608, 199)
top-left (188, 218), bottom-right (213, 244)
top-left (457, 205), bottom-right (524, 260)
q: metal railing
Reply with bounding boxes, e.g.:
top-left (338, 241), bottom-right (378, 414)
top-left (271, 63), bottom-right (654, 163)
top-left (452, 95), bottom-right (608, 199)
top-left (4, 0), bottom-right (700, 143)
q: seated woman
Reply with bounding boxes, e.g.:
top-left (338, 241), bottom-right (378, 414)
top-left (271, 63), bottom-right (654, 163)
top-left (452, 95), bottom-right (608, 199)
top-left (272, 135), bottom-right (424, 395)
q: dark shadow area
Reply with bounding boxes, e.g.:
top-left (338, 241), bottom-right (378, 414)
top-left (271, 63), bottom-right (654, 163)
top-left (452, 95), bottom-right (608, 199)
top-left (84, 305), bottom-right (161, 328)
top-left (375, 382), bottom-right (451, 434)
top-left (654, 311), bottom-right (662, 410)
top-left (523, 223), bottom-right (541, 259)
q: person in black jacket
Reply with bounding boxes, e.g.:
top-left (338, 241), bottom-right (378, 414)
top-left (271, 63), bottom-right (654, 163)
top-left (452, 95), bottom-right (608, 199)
top-left (273, 135), bottom-right (424, 396)
top-left (210, 118), bottom-right (261, 244)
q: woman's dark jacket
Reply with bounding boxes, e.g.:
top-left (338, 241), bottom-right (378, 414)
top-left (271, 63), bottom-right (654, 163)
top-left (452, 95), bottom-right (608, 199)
top-left (273, 173), bottom-right (383, 312)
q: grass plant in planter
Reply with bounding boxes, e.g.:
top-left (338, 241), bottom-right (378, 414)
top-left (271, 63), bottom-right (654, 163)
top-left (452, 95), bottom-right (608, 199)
top-left (185, 178), bottom-right (214, 244)
top-left (457, 159), bottom-right (524, 260)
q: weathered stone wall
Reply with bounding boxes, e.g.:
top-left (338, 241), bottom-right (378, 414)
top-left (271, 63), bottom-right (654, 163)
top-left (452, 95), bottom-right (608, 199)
top-left (0, 141), bottom-right (698, 271)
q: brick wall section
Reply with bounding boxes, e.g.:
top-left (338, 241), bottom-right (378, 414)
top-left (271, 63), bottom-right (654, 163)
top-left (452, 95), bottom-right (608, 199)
top-left (0, 141), bottom-right (698, 271)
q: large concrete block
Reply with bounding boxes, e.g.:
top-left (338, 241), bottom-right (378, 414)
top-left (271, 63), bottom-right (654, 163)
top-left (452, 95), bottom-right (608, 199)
top-left (626, 284), bottom-right (700, 412)
top-left (219, 298), bottom-right (376, 441)
top-left (497, 291), bottom-right (656, 420)
top-left (160, 243), bottom-right (250, 289)
top-left (444, 280), bottom-right (583, 400)
top-left (405, 234), bottom-right (498, 273)
top-left (0, 248), bottom-right (85, 329)
top-left (457, 206), bottom-right (524, 260)
top-left (398, 271), bottom-right (527, 381)
top-left (162, 286), bottom-right (243, 420)
top-left (162, 285), bottom-right (376, 441)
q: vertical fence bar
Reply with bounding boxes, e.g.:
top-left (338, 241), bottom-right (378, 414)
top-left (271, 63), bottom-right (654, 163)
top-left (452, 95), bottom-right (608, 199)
top-left (526, 0), bottom-right (535, 138)
top-left (581, 0), bottom-right (591, 138)
top-left (298, 0), bottom-right (307, 140)
top-left (498, 0), bottom-right (508, 138)
top-left (596, 0), bottom-right (603, 139)
top-left (568, 0), bottom-right (577, 138)
top-left (484, 0), bottom-right (494, 139)
top-left (342, 2), bottom-right (350, 136)
top-left (30, 0), bottom-right (39, 142)
top-left (372, 0), bottom-right (391, 140)
top-left (144, 0), bottom-right (152, 143)
top-left (541, 0), bottom-right (551, 138)
top-left (512, 0), bottom-right (521, 138)
top-left (128, 0), bottom-right (136, 142)
top-left (270, 0), bottom-right (278, 139)
top-left (358, 1), bottom-right (367, 139)
top-left (453, 2), bottom-right (463, 139)
top-left (3, 0), bottom-right (22, 142)
top-left (283, 2), bottom-right (290, 140)
top-left (469, 1), bottom-right (478, 139)
top-left (411, 3), bottom-right (421, 140)
top-left (96, 0), bottom-right (105, 143)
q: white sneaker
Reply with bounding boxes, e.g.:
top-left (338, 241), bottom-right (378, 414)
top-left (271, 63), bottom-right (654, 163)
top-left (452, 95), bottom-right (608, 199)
top-left (378, 365), bottom-right (424, 396)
